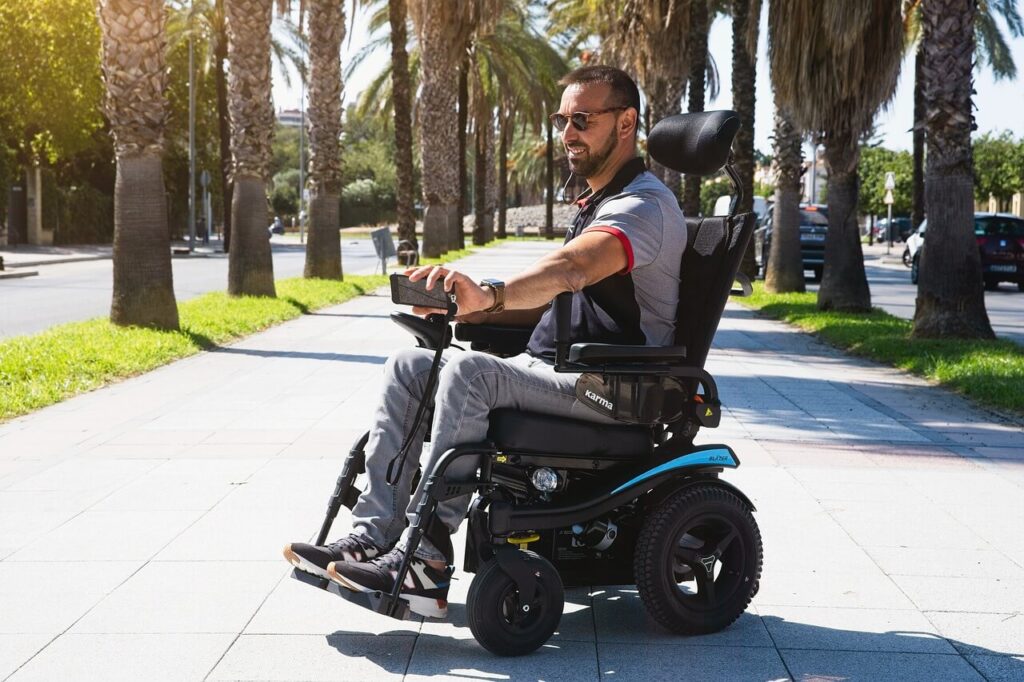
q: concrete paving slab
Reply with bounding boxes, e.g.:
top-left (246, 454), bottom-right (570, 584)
top-left (779, 650), bottom-right (984, 681)
top-left (759, 606), bottom-right (955, 654)
top-left (0, 634), bottom-right (53, 679)
top-left (926, 612), bottom-right (1024, 656)
top-left (591, 586), bottom-right (772, 646)
top-left (964, 654), bottom-right (1024, 681)
top-left (154, 508), bottom-right (311, 561)
top-left (596, 642), bottom-right (789, 682)
top-left (69, 586), bottom-right (270, 634)
top-left (6, 633), bottom-right (235, 681)
top-left (2, 458), bottom-right (160, 492)
top-left (207, 633), bottom-right (414, 681)
top-left (864, 546), bottom-right (1024, 579)
top-left (8, 509), bottom-right (204, 562)
top-left (891, 574), bottom-right (1024, 613)
top-left (0, 589), bottom-right (110, 634)
top-left (753, 570), bottom-right (916, 610)
top-left (405, 635), bottom-right (598, 681)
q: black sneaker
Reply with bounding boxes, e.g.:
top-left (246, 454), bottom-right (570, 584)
top-left (283, 534), bottom-right (382, 580)
top-left (327, 547), bottom-right (453, 619)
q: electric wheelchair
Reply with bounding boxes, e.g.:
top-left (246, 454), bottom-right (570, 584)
top-left (290, 110), bottom-right (763, 657)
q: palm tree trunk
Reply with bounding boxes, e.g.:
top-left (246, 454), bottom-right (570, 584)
top-left (818, 133), bottom-right (871, 311)
top-left (545, 116), bottom-right (554, 239)
top-left (912, 0), bottom-right (993, 339)
top-left (96, 0), bottom-right (178, 330)
top-left (484, 113), bottom-right (496, 242)
top-left (110, 154), bottom-right (180, 328)
top-left (304, 0), bottom-right (345, 280)
top-left (457, 52), bottom-right (470, 249)
top-left (496, 103), bottom-right (509, 238)
top-left (413, 3), bottom-right (463, 259)
top-left (389, 0), bottom-right (416, 251)
top-left (647, 85), bottom-right (683, 196)
top-left (764, 107), bottom-right (804, 293)
top-left (215, 0), bottom-right (232, 253)
top-left (912, 43), bottom-right (925, 231)
top-left (473, 116), bottom-right (486, 246)
top-left (683, 0), bottom-right (709, 217)
top-left (225, 0), bottom-right (275, 297)
top-left (732, 0), bottom-right (758, 279)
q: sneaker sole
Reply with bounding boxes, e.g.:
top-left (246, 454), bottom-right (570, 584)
top-left (326, 563), bottom-right (448, 619)
top-left (283, 545), bottom-right (331, 581)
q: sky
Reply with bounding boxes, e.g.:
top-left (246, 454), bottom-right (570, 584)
top-left (271, 4), bottom-right (1024, 160)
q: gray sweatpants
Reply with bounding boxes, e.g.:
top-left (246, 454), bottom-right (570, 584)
top-left (349, 348), bottom-right (617, 562)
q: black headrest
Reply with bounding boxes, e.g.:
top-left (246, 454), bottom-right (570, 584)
top-left (647, 110), bottom-right (740, 176)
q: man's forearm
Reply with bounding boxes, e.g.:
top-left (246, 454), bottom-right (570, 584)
top-left (500, 231), bottom-right (627, 311)
top-left (459, 305), bottom-right (548, 326)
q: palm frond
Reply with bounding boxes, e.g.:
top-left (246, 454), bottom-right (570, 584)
top-left (769, 0), bottom-right (904, 138)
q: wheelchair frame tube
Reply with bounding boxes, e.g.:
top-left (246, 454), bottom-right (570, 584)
top-left (315, 431), bottom-right (369, 546)
top-left (421, 443), bottom-right (747, 537)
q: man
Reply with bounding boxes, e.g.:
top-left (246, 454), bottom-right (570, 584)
top-left (283, 65), bottom-right (687, 619)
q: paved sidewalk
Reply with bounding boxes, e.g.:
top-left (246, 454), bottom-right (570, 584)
top-left (1, 241), bottom-right (1022, 681)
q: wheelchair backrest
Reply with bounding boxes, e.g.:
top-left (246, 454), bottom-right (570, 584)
top-left (648, 110), bottom-right (755, 370)
top-left (674, 212), bottom-right (757, 369)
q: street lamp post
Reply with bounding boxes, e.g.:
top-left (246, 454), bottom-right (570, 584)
top-left (298, 76), bottom-right (306, 244)
top-left (187, 0), bottom-right (196, 252)
top-left (884, 171), bottom-right (896, 255)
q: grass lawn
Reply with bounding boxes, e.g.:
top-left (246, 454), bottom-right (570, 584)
top-left (739, 284), bottom-right (1024, 416)
top-left (0, 275), bottom-right (388, 422)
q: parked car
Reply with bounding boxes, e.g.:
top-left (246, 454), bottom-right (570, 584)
top-left (909, 213), bottom-right (1024, 291)
top-left (713, 194), bottom-right (771, 227)
top-left (903, 221), bottom-right (925, 267)
top-left (755, 203), bottom-right (828, 281)
top-left (874, 216), bottom-right (913, 243)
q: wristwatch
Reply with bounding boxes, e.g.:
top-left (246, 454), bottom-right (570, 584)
top-left (479, 278), bottom-right (506, 313)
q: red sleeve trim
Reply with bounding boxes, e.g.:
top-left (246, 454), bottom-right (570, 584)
top-left (583, 225), bottom-right (634, 273)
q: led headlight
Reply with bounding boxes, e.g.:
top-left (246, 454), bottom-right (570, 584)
top-left (530, 467), bottom-right (559, 492)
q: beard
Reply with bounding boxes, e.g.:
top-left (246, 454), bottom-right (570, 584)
top-left (565, 125), bottom-right (617, 178)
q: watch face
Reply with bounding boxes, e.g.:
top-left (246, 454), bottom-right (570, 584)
top-left (481, 278), bottom-right (505, 287)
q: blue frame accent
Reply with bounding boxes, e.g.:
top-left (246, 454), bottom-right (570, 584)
top-left (610, 447), bottom-right (738, 495)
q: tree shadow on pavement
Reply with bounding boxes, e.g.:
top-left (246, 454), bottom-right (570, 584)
top-left (320, 585), bottom-right (1023, 681)
top-left (206, 346), bottom-right (387, 364)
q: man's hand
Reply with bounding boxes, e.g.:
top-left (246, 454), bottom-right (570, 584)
top-left (406, 265), bottom-right (494, 318)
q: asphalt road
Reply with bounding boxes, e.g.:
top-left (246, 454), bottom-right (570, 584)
top-left (3, 240), bottom-right (1022, 346)
top-left (0, 238), bottom-right (384, 339)
top-left (813, 257), bottom-right (1024, 346)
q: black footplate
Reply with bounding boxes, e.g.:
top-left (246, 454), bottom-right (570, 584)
top-left (289, 568), bottom-right (413, 621)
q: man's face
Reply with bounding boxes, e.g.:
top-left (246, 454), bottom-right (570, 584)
top-left (556, 83), bottom-right (626, 179)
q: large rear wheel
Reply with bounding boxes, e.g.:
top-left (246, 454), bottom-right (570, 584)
top-left (634, 484), bottom-right (762, 635)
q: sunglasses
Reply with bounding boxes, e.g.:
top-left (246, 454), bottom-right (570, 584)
top-left (549, 106), bottom-right (628, 132)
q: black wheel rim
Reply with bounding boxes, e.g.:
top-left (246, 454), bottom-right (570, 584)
top-left (494, 580), bottom-right (549, 636)
top-left (667, 512), bottom-right (747, 612)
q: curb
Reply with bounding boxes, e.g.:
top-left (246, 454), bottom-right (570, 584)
top-left (0, 269), bottom-right (39, 280)
top-left (3, 254), bottom-right (110, 268)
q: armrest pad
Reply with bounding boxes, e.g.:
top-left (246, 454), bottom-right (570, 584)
top-left (454, 323), bottom-right (535, 357)
top-left (568, 343), bottom-right (688, 365)
top-left (454, 323), bottom-right (534, 343)
top-left (390, 312), bottom-right (449, 349)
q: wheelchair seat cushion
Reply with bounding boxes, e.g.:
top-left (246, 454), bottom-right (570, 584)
top-left (487, 408), bottom-right (653, 458)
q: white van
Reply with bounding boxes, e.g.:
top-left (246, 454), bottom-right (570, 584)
top-left (712, 195), bottom-right (769, 223)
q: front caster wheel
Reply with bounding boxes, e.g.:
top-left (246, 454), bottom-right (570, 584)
top-left (467, 550), bottom-right (564, 656)
top-left (634, 484), bottom-right (762, 635)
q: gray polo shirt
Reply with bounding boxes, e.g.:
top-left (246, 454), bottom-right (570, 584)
top-left (527, 158), bottom-right (687, 358)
